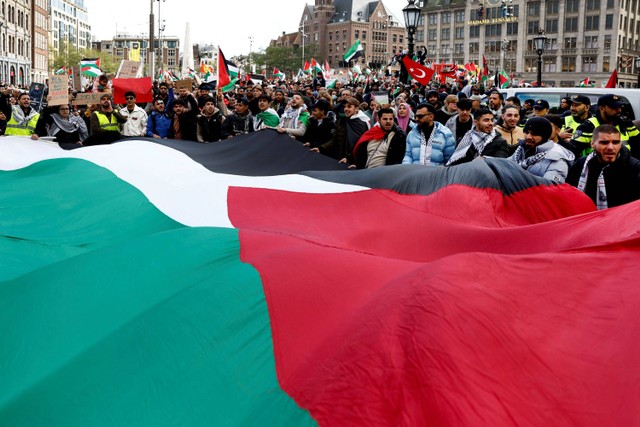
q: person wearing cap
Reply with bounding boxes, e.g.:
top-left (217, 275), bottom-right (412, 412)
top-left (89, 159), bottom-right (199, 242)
top-left (435, 94), bottom-right (458, 126)
top-left (446, 108), bottom-right (510, 166)
top-left (522, 99), bottom-right (535, 118)
top-left (221, 97), bottom-right (254, 139)
top-left (196, 95), bottom-right (225, 143)
top-left (403, 103), bottom-right (456, 166)
top-left (468, 95), bottom-right (483, 112)
top-left (558, 95), bottom-right (592, 142)
top-left (89, 93), bottom-right (127, 137)
top-left (352, 107), bottom-right (406, 169)
top-left (509, 116), bottom-right (574, 183)
top-left (445, 98), bottom-right (474, 145)
top-left (302, 98), bottom-right (336, 149)
top-left (313, 97), bottom-right (370, 165)
top-left (0, 89), bottom-right (45, 139)
top-left (532, 99), bottom-right (550, 117)
top-left (570, 94), bottom-right (640, 159)
top-left (120, 91), bottom-right (148, 137)
top-left (253, 94), bottom-right (279, 131)
top-left (146, 97), bottom-right (172, 139)
top-left (567, 124), bottom-right (640, 209)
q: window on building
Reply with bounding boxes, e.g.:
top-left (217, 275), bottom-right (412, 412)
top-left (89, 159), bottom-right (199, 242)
top-left (469, 42), bottom-right (479, 53)
top-left (565, 17), bottom-right (578, 32)
top-left (441, 28), bottom-right (450, 39)
top-left (455, 27), bottom-right (464, 39)
top-left (527, 2), bottom-right (540, 16)
top-left (546, 0), bottom-right (559, 14)
top-left (546, 19), bottom-right (558, 33)
top-left (607, 0), bottom-right (614, 7)
top-left (603, 56), bottom-right (610, 72)
top-left (544, 57), bottom-right (557, 72)
top-left (440, 43), bottom-right (450, 54)
top-left (585, 15), bottom-right (599, 30)
top-left (562, 56), bottom-right (576, 72)
top-left (469, 26), bottom-right (480, 38)
top-left (362, 31), bottom-right (366, 40)
top-left (428, 29), bottom-right (437, 40)
top-left (527, 21), bottom-right (539, 34)
top-left (586, 0), bottom-right (600, 9)
top-left (442, 12), bottom-right (451, 24)
top-left (565, 37), bottom-right (577, 48)
top-left (584, 35), bottom-right (598, 48)
top-left (416, 30), bottom-right (424, 42)
top-left (485, 24), bottom-right (502, 36)
top-left (428, 14), bottom-right (437, 25)
top-left (566, 0), bottom-right (580, 12)
top-left (583, 56), bottom-right (597, 72)
top-left (455, 43), bottom-right (464, 53)
top-left (455, 11), bottom-right (465, 23)
top-left (605, 14), bottom-right (614, 29)
top-left (604, 34), bottom-right (612, 48)
top-left (355, 30), bottom-right (359, 39)
top-left (507, 22), bottom-right (518, 34)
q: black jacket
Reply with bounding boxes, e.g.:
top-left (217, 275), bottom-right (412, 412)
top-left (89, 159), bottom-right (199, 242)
top-left (220, 112), bottom-right (254, 139)
top-left (566, 147), bottom-right (640, 208)
top-left (302, 113), bottom-right (336, 149)
top-left (353, 125), bottom-right (406, 169)
top-left (319, 114), bottom-right (369, 163)
top-left (447, 134), bottom-right (511, 166)
top-left (196, 109), bottom-right (224, 142)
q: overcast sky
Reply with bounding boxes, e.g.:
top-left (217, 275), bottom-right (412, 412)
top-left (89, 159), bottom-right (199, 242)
top-left (84, 0), bottom-right (408, 57)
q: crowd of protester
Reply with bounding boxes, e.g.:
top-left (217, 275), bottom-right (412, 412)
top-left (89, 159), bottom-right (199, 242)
top-left (1, 71), bottom-right (639, 210)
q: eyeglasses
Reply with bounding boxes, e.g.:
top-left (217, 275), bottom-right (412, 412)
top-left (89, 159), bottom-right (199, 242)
top-left (126, 96), bottom-right (135, 100)
top-left (415, 114), bottom-right (431, 119)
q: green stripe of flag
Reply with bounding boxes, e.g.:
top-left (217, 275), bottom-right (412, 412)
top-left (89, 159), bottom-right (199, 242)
top-left (0, 159), bottom-right (315, 426)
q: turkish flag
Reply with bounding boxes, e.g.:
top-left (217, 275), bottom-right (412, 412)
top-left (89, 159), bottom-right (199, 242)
top-left (112, 77), bottom-right (153, 104)
top-left (402, 56), bottom-right (435, 86)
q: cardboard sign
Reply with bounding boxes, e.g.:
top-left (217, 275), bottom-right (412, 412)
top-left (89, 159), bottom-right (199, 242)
top-left (371, 91), bottom-right (389, 106)
top-left (72, 66), bottom-right (82, 91)
top-left (175, 79), bottom-right (193, 91)
top-left (48, 74), bottom-right (69, 106)
top-left (72, 91), bottom-right (109, 106)
top-left (117, 60), bottom-right (141, 79)
top-left (28, 82), bottom-right (46, 112)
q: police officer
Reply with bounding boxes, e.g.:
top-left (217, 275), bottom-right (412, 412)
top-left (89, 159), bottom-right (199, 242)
top-left (569, 94), bottom-right (640, 159)
top-left (557, 95), bottom-right (592, 142)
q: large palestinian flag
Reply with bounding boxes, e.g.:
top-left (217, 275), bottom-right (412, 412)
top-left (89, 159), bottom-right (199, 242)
top-left (2, 133), bottom-right (640, 426)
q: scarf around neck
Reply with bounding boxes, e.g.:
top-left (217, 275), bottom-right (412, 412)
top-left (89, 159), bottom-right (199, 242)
top-left (11, 105), bottom-right (38, 126)
top-left (447, 129), bottom-right (496, 165)
top-left (577, 152), bottom-right (610, 210)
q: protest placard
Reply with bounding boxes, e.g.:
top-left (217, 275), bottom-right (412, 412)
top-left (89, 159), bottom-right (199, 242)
top-left (48, 74), bottom-right (69, 106)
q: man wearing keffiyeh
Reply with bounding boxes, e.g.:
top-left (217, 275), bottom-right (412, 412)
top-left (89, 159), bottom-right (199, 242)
top-left (509, 117), bottom-right (574, 183)
top-left (567, 124), bottom-right (640, 209)
top-left (446, 108), bottom-right (510, 166)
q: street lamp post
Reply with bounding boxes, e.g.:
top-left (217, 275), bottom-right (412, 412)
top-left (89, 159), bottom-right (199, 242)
top-left (149, 0), bottom-right (155, 78)
top-left (635, 56), bottom-right (640, 88)
top-left (533, 29), bottom-right (547, 88)
top-left (248, 36), bottom-right (254, 74)
top-left (402, 0), bottom-right (422, 84)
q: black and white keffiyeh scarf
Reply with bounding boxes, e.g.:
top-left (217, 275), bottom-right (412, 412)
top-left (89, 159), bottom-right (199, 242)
top-left (418, 126), bottom-right (437, 165)
top-left (577, 152), bottom-right (609, 210)
top-left (446, 129), bottom-right (496, 165)
top-left (511, 145), bottom-right (548, 169)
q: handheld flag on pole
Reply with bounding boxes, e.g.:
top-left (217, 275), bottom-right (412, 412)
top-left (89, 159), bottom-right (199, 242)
top-left (605, 69), bottom-right (618, 88)
top-left (343, 39), bottom-right (364, 62)
top-left (80, 58), bottom-right (102, 77)
top-left (217, 48), bottom-right (231, 89)
top-left (402, 56), bottom-right (435, 86)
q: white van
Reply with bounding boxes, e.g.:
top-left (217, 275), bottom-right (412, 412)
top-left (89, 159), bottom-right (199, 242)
top-left (498, 88), bottom-right (640, 121)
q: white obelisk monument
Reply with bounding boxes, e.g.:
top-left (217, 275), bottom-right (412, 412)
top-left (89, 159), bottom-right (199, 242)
top-left (182, 22), bottom-right (194, 77)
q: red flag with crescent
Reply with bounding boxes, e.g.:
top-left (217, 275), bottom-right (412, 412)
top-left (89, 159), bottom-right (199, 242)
top-left (402, 56), bottom-right (435, 86)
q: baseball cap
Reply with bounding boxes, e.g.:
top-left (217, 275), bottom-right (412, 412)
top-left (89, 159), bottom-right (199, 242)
top-left (311, 98), bottom-right (330, 112)
top-left (568, 95), bottom-right (590, 105)
top-left (597, 94), bottom-right (624, 108)
top-left (533, 99), bottom-right (549, 110)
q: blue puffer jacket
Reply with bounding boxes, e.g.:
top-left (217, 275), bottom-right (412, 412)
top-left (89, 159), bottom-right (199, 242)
top-left (402, 121), bottom-right (456, 165)
top-left (146, 111), bottom-right (172, 138)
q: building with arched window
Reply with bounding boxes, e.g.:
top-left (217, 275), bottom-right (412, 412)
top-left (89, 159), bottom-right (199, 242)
top-left (0, 0), bottom-right (32, 87)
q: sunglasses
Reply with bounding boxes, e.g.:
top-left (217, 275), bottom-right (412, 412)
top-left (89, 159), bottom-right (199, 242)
top-left (415, 113), bottom-right (431, 119)
top-left (126, 96), bottom-right (135, 100)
